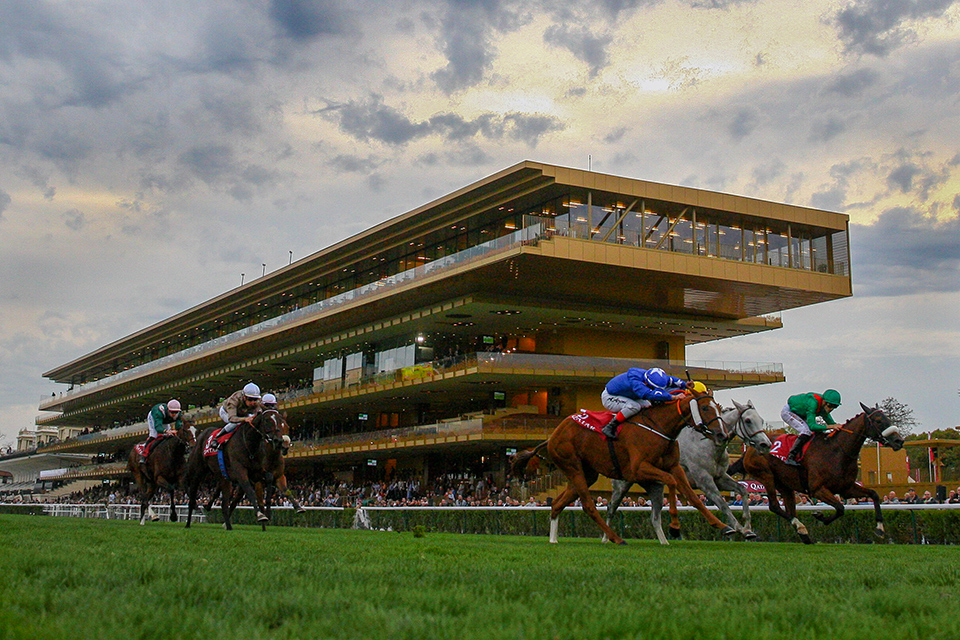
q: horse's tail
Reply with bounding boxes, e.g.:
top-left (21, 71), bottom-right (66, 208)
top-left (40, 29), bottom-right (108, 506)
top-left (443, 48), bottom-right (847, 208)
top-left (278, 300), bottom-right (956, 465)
top-left (510, 441), bottom-right (548, 479)
top-left (727, 456), bottom-right (745, 477)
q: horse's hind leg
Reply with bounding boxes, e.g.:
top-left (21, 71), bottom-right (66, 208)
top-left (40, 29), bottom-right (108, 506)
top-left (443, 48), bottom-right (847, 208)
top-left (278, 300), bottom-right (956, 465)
top-left (777, 487), bottom-right (812, 544)
top-left (644, 483), bottom-right (669, 545)
top-left (603, 480), bottom-right (632, 543)
top-left (809, 487), bottom-right (845, 526)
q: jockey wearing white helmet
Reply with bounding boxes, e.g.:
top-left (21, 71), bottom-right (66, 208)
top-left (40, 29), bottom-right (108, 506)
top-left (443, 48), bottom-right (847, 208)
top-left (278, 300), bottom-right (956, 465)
top-left (211, 383), bottom-right (262, 450)
top-left (600, 367), bottom-right (694, 440)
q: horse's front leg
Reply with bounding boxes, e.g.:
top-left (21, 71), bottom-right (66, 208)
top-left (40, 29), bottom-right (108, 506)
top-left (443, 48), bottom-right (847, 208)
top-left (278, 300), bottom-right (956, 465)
top-left (603, 479), bottom-right (632, 543)
top-left (840, 483), bottom-right (885, 537)
top-left (666, 464), bottom-right (733, 534)
top-left (276, 474), bottom-right (306, 513)
top-left (666, 484), bottom-right (681, 539)
top-left (715, 473), bottom-right (755, 539)
top-left (234, 469), bottom-right (268, 523)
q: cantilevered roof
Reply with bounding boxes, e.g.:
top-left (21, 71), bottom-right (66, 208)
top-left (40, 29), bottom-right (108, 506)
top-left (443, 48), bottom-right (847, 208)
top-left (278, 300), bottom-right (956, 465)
top-left (43, 161), bottom-right (849, 384)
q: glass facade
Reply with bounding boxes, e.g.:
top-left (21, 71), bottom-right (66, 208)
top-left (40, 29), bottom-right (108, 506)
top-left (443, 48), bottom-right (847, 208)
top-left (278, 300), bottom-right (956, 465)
top-left (50, 184), bottom-right (848, 392)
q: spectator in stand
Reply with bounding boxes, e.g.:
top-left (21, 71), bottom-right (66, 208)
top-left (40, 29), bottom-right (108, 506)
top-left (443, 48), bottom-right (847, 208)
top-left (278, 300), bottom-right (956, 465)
top-left (947, 490), bottom-right (959, 504)
top-left (921, 490), bottom-right (938, 504)
top-left (883, 491), bottom-right (899, 504)
top-left (903, 488), bottom-right (919, 504)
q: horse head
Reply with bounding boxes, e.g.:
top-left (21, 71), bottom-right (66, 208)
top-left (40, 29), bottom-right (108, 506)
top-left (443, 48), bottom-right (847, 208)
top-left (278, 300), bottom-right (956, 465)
top-left (175, 420), bottom-right (198, 448)
top-left (255, 409), bottom-right (291, 452)
top-left (859, 402), bottom-right (904, 451)
top-left (729, 400), bottom-right (772, 453)
top-left (684, 391), bottom-right (727, 444)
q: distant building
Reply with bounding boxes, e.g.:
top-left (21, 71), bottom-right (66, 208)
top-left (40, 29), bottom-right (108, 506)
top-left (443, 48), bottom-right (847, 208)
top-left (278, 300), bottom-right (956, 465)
top-left (6, 161), bottom-right (853, 496)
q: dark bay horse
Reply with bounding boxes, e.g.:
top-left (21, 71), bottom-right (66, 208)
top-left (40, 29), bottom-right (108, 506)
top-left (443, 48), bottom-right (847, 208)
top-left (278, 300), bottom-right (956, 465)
top-left (209, 410), bottom-right (306, 523)
top-left (183, 411), bottom-right (280, 530)
top-left (126, 423), bottom-right (197, 525)
top-left (511, 391), bottom-right (735, 545)
top-left (734, 402), bottom-right (903, 543)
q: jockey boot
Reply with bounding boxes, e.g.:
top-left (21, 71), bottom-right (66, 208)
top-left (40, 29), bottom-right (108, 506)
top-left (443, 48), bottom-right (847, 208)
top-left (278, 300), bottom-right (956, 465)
top-left (139, 437), bottom-right (155, 464)
top-left (784, 433), bottom-right (813, 466)
top-left (601, 416), bottom-right (621, 440)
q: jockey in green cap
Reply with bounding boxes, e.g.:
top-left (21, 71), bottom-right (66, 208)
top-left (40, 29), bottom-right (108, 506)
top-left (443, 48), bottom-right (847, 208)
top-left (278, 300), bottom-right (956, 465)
top-left (780, 389), bottom-right (842, 466)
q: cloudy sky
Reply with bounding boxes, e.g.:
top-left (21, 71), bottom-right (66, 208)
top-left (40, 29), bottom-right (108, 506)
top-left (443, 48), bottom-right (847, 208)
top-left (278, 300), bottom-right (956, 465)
top-left (1, 0), bottom-right (958, 447)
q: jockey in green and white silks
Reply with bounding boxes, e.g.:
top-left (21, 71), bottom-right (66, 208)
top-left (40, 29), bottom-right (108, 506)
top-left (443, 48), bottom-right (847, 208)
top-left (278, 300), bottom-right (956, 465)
top-left (780, 389), bottom-right (841, 466)
top-left (139, 399), bottom-right (182, 462)
top-left (210, 383), bottom-right (261, 451)
top-left (147, 400), bottom-right (182, 438)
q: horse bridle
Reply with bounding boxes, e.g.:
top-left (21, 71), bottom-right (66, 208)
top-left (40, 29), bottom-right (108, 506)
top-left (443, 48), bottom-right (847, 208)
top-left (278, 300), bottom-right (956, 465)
top-left (730, 407), bottom-right (766, 448)
top-left (685, 394), bottom-right (727, 442)
top-left (830, 408), bottom-right (899, 446)
top-left (864, 409), bottom-right (900, 446)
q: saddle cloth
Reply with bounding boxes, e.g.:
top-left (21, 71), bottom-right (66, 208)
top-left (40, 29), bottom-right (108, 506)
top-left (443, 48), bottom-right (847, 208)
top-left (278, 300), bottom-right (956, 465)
top-left (134, 433), bottom-right (174, 459)
top-left (770, 434), bottom-right (812, 462)
top-left (570, 410), bottom-right (621, 437)
top-left (202, 428), bottom-right (235, 457)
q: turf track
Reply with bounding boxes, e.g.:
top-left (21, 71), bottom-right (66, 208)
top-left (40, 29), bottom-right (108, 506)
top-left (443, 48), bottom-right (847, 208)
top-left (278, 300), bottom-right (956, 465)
top-left (1, 514), bottom-right (958, 640)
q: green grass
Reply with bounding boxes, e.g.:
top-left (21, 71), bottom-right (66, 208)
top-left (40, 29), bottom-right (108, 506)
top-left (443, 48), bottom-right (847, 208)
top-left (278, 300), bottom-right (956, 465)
top-left (1, 515), bottom-right (958, 640)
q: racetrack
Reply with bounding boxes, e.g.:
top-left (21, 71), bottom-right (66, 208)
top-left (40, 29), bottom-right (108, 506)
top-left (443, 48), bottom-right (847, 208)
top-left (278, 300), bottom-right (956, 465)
top-left (1, 515), bottom-right (958, 640)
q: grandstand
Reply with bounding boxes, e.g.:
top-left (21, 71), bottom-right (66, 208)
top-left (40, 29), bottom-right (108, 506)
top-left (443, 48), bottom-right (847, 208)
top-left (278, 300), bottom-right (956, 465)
top-left (3, 160), bottom-right (853, 499)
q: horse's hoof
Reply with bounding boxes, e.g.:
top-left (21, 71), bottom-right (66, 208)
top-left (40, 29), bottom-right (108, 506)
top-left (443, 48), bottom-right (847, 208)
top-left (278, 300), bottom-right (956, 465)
top-left (874, 527), bottom-right (886, 538)
top-left (151, 516), bottom-right (160, 522)
top-left (800, 534), bottom-right (814, 545)
top-left (296, 507), bottom-right (307, 514)
top-left (744, 531), bottom-right (759, 541)
top-left (256, 512), bottom-right (269, 522)
top-left (721, 526), bottom-right (737, 537)
top-left (667, 526), bottom-right (683, 540)
top-left (617, 540), bottom-right (627, 546)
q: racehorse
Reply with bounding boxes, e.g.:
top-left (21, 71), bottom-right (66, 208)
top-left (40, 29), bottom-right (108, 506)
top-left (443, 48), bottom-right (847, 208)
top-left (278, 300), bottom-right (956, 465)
top-left (733, 402), bottom-right (903, 544)
top-left (605, 400), bottom-right (771, 544)
top-left (511, 391), bottom-right (735, 545)
top-left (207, 409), bottom-right (306, 525)
top-left (126, 422), bottom-right (197, 525)
top-left (183, 410), bottom-right (282, 530)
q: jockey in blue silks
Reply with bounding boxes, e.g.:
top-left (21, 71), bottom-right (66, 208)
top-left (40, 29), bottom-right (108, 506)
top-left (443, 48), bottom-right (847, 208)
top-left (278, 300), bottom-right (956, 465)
top-left (600, 367), bottom-right (693, 439)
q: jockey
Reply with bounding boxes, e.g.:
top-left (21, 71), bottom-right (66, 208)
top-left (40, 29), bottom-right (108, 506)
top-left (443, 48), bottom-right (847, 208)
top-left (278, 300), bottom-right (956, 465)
top-left (210, 382), bottom-right (262, 451)
top-left (780, 389), bottom-right (841, 466)
top-left (600, 367), bottom-right (694, 439)
top-left (140, 399), bottom-right (183, 462)
top-left (261, 393), bottom-right (277, 409)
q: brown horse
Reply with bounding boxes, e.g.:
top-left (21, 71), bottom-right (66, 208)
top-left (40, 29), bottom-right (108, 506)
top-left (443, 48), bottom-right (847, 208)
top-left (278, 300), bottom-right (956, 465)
top-left (734, 402), bottom-right (904, 544)
top-left (126, 422), bottom-right (197, 525)
top-left (512, 391), bottom-right (735, 545)
top-left (208, 410), bottom-right (306, 524)
top-left (183, 411), bottom-right (280, 530)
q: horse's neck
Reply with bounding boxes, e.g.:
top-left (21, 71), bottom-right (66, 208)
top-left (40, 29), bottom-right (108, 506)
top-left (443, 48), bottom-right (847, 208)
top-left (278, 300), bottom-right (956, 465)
top-left (641, 401), bottom-right (688, 438)
top-left (824, 415), bottom-right (868, 454)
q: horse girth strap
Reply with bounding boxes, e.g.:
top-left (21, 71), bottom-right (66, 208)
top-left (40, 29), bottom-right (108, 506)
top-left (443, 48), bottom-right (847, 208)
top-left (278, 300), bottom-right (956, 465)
top-left (607, 437), bottom-right (624, 480)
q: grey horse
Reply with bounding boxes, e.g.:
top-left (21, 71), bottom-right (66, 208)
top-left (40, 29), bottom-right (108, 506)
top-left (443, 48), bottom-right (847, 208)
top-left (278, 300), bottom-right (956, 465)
top-left (604, 400), bottom-right (771, 545)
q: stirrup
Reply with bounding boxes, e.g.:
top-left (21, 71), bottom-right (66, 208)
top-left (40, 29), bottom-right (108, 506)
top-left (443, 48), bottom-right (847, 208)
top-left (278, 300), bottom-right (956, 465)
top-left (602, 422), bottom-right (619, 440)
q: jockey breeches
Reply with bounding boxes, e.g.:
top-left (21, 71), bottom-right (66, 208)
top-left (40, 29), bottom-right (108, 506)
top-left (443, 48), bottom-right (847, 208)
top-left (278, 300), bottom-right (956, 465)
top-left (780, 405), bottom-right (821, 436)
top-left (601, 390), bottom-right (652, 420)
